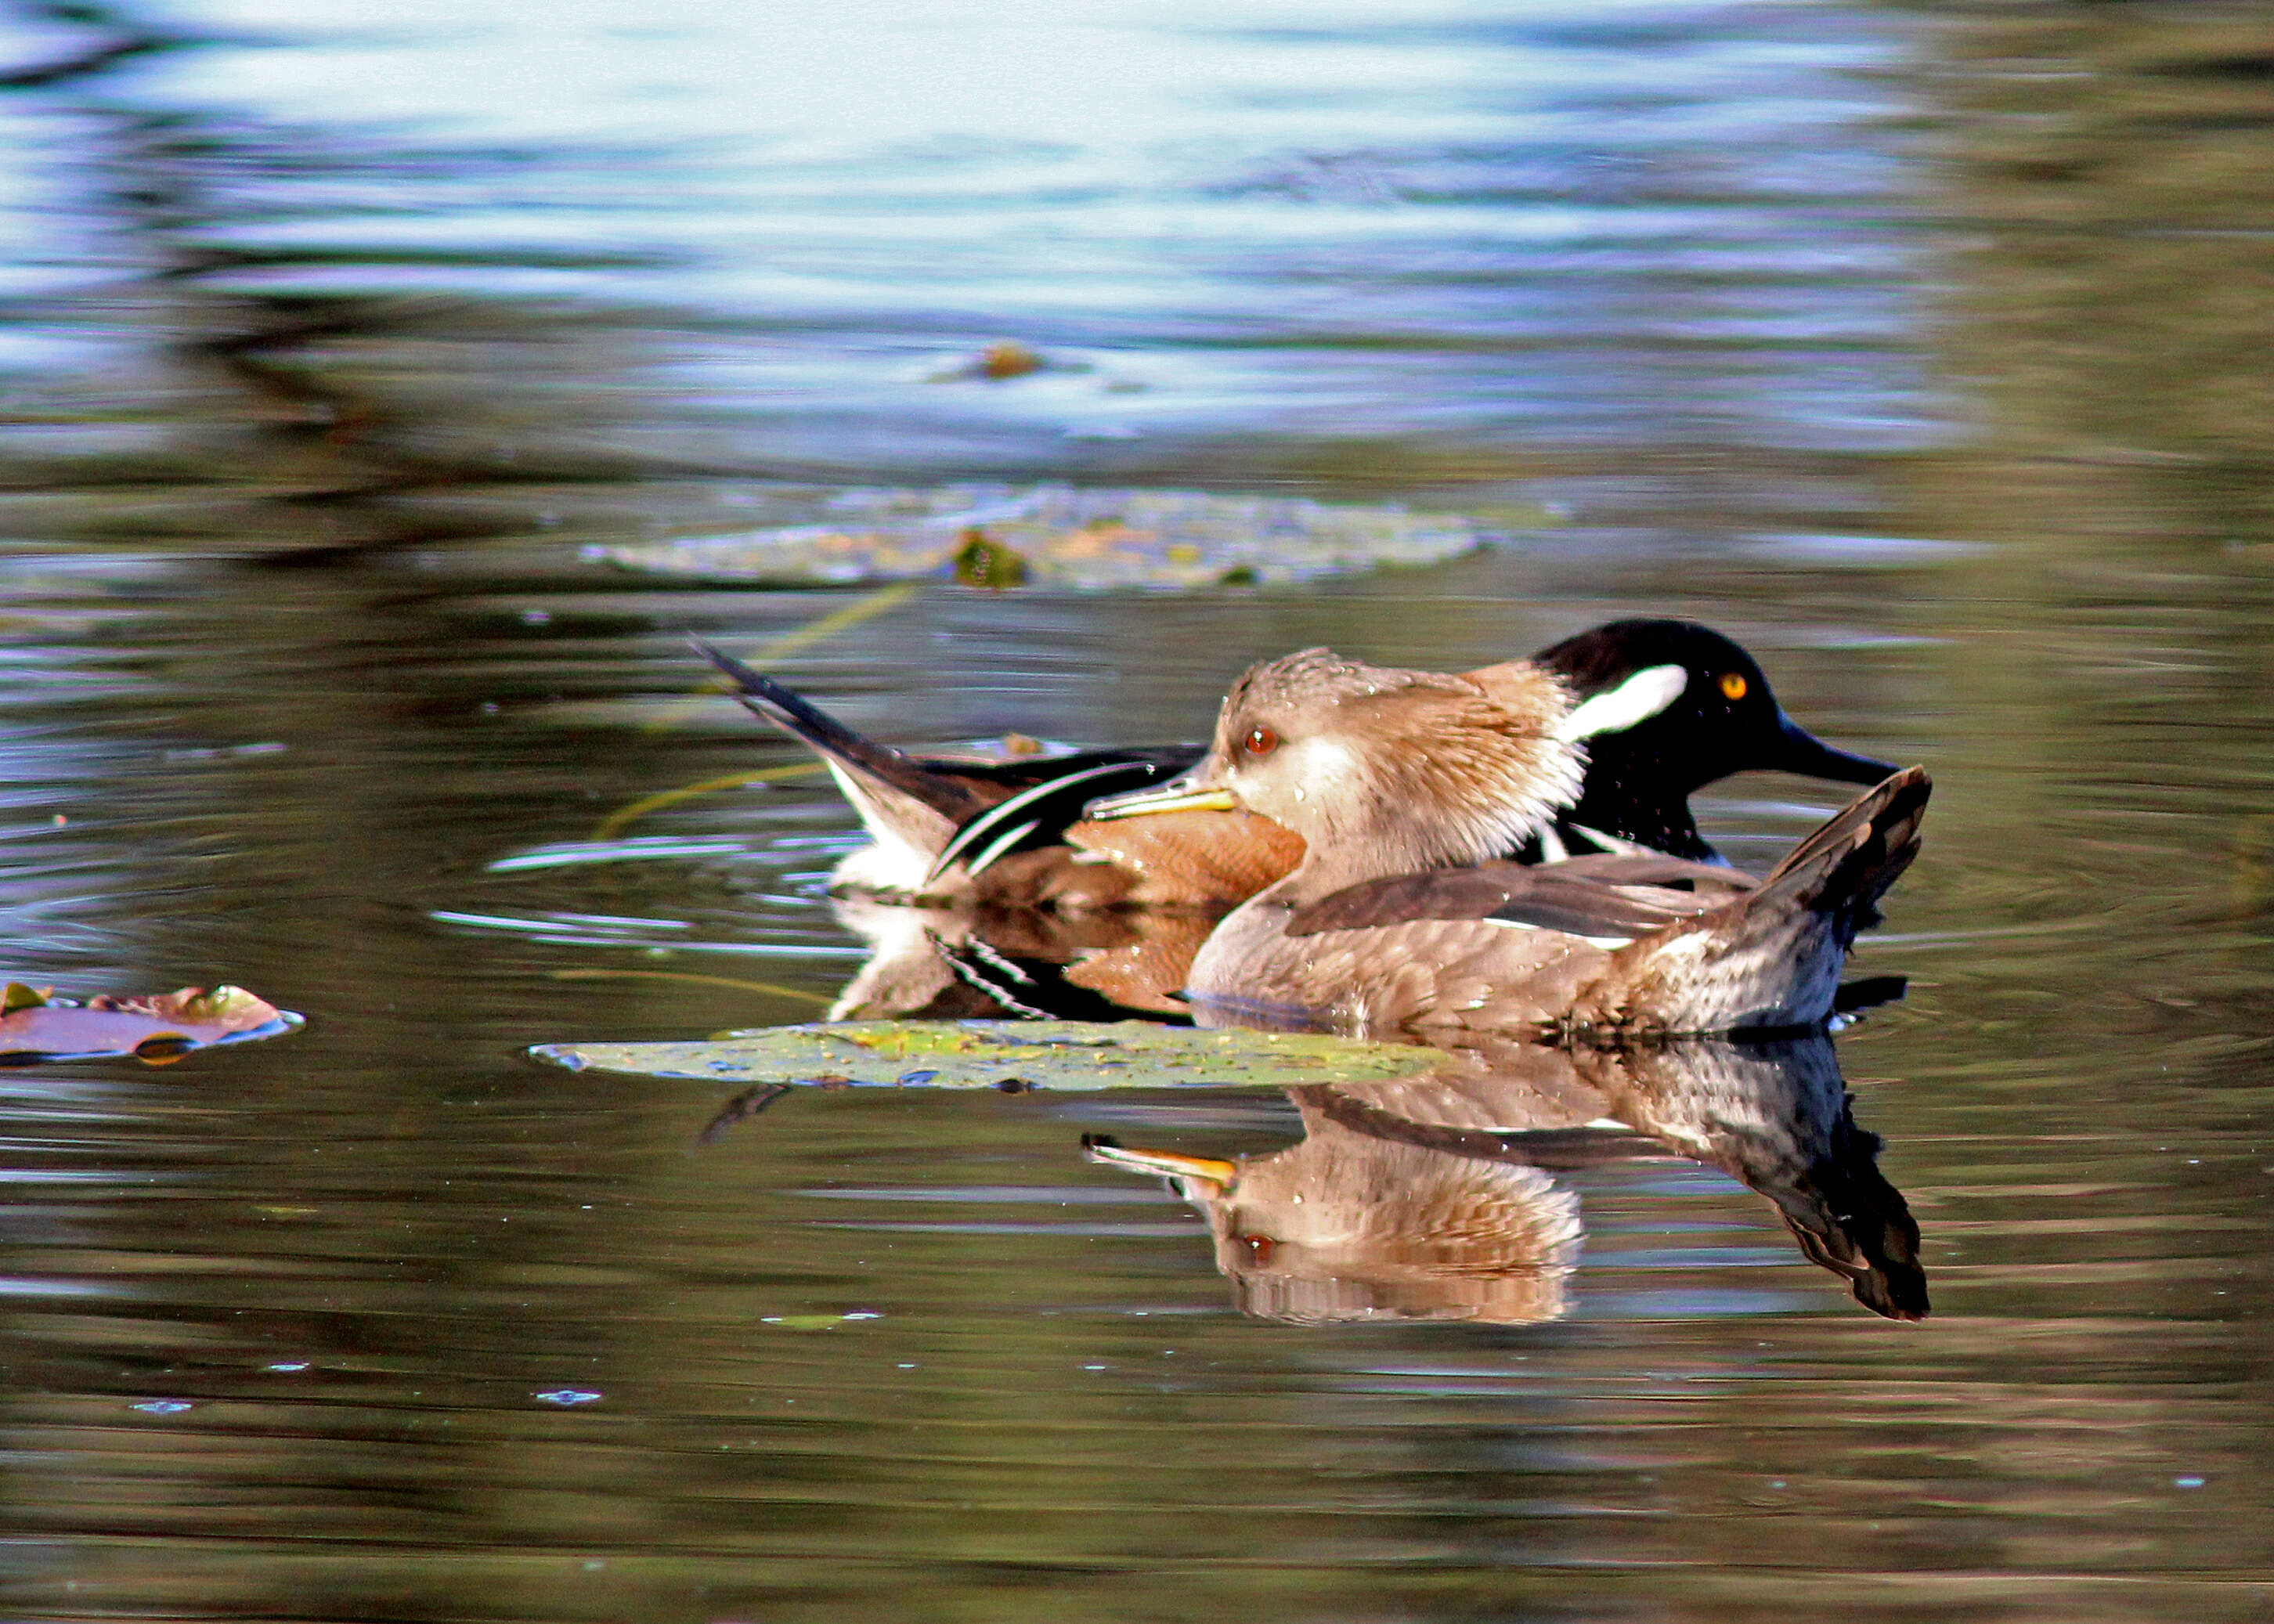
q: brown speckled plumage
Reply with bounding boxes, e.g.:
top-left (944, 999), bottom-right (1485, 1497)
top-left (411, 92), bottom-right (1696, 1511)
top-left (1095, 647), bottom-right (1929, 1040)
top-left (1195, 650), bottom-right (1584, 890)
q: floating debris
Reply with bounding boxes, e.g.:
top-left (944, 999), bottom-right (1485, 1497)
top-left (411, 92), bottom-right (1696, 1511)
top-left (594, 484), bottom-right (1501, 591)
top-left (759, 1312), bottom-right (879, 1331)
top-left (951, 526), bottom-right (1030, 588)
top-left (925, 340), bottom-right (1073, 381)
top-left (0, 982), bottom-right (302, 1064)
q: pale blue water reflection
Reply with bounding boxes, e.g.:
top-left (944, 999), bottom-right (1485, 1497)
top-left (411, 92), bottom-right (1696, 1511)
top-left (1, 0), bottom-right (1940, 483)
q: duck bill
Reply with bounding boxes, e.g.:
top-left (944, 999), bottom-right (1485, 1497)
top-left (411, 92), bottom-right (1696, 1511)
top-left (1084, 778), bottom-right (1237, 819)
top-left (1769, 713), bottom-right (1897, 786)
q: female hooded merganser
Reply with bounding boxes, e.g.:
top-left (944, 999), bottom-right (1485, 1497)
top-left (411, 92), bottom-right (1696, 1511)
top-left (1086, 648), bottom-right (1928, 1041)
top-left (690, 619), bottom-right (1893, 908)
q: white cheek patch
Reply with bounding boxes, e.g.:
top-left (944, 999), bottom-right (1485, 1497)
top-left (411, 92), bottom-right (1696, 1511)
top-left (1555, 664), bottom-right (1687, 742)
top-left (1278, 735), bottom-right (1362, 804)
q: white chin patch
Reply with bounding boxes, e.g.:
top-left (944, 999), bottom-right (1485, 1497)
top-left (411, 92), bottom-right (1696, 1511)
top-left (1556, 664), bottom-right (1687, 741)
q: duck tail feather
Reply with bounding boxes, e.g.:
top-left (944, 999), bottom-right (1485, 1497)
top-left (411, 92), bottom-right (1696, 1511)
top-left (1754, 765), bottom-right (1930, 930)
top-left (688, 636), bottom-right (985, 826)
top-left (1579, 768), bottom-right (1929, 1039)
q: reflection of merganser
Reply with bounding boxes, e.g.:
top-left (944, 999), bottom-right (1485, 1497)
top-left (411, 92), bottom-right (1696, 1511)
top-left (823, 891), bottom-right (1211, 1023)
top-left (1088, 648), bottom-right (1928, 1041)
top-left (1085, 1030), bottom-right (1926, 1323)
top-left (691, 619), bottom-right (1894, 907)
top-left (1085, 1106), bottom-right (1585, 1326)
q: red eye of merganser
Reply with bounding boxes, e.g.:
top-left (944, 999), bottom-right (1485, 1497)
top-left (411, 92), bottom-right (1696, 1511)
top-left (1243, 726), bottom-right (1280, 756)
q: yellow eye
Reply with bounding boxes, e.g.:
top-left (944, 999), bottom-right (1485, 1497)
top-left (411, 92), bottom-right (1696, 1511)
top-left (1718, 673), bottom-right (1748, 701)
top-left (1242, 726), bottom-right (1280, 757)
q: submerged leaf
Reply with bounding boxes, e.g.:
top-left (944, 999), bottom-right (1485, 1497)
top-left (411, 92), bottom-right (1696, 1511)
top-left (951, 527), bottom-right (1030, 588)
top-left (529, 1019), bottom-right (1443, 1091)
top-left (597, 484), bottom-right (1503, 591)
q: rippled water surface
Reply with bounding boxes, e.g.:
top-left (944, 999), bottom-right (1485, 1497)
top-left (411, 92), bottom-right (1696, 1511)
top-left (2, 1), bottom-right (2272, 1619)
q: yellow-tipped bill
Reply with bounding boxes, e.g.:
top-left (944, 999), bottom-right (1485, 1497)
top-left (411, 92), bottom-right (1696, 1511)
top-left (1085, 779), bottom-right (1236, 819)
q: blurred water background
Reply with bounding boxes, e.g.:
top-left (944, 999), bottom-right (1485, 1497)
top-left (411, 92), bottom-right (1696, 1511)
top-left (2, 1), bottom-right (2272, 1619)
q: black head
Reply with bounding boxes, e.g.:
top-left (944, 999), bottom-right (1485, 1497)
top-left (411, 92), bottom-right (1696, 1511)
top-left (1536, 619), bottom-right (1894, 797)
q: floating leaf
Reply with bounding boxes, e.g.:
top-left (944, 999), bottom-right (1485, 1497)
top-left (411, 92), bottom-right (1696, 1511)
top-left (164, 985), bottom-right (273, 1024)
top-left (595, 484), bottom-right (1502, 591)
top-left (529, 1019), bottom-right (1443, 1092)
top-left (0, 983), bottom-right (303, 1064)
top-left (759, 1313), bottom-right (868, 1331)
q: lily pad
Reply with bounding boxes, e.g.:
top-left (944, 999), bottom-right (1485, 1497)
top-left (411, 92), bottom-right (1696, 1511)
top-left (759, 1312), bottom-right (881, 1330)
top-left (0, 983), bottom-right (304, 1064)
top-left (529, 1019), bottom-right (1444, 1091)
top-left (593, 484), bottom-right (1500, 590)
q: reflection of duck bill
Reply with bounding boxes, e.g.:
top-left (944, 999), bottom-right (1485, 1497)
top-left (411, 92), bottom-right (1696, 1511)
top-left (1087, 1124), bottom-right (1583, 1326)
top-left (1082, 1135), bottom-right (1237, 1193)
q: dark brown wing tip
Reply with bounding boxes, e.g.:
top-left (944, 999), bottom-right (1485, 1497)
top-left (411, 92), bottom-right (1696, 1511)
top-left (1760, 766), bottom-right (1931, 902)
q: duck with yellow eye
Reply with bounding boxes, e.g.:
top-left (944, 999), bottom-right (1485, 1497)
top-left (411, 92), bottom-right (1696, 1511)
top-left (1087, 647), bottom-right (1929, 1042)
top-left (1517, 619), bottom-right (1890, 864)
top-left (688, 619), bottom-right (1896, 910)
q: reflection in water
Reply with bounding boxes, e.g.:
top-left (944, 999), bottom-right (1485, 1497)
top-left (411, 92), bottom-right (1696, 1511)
top-left (1090, 1105), bottom-right (1586, 1326)
top-left (828, 892), bottom-right (1213, 1020)
top-left (1092, 1032), bottom-right (1922, 1325)
top-left (1922, 7), bottom-right (2274, 536)
top-left (1, 0), bottom-right (1942, 545)
top-left (818, 885), bottom-right (1924, 1324)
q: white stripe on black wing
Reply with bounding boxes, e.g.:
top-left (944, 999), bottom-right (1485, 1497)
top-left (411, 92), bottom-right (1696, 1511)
top-left (927, 757), bottom-right (1180, 882)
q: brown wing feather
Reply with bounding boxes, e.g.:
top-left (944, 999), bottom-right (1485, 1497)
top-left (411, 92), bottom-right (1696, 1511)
top-left (1286, 857), bottom-right (1751, 940)
top-left (1188, 911), bottom-right (1622, 1038)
